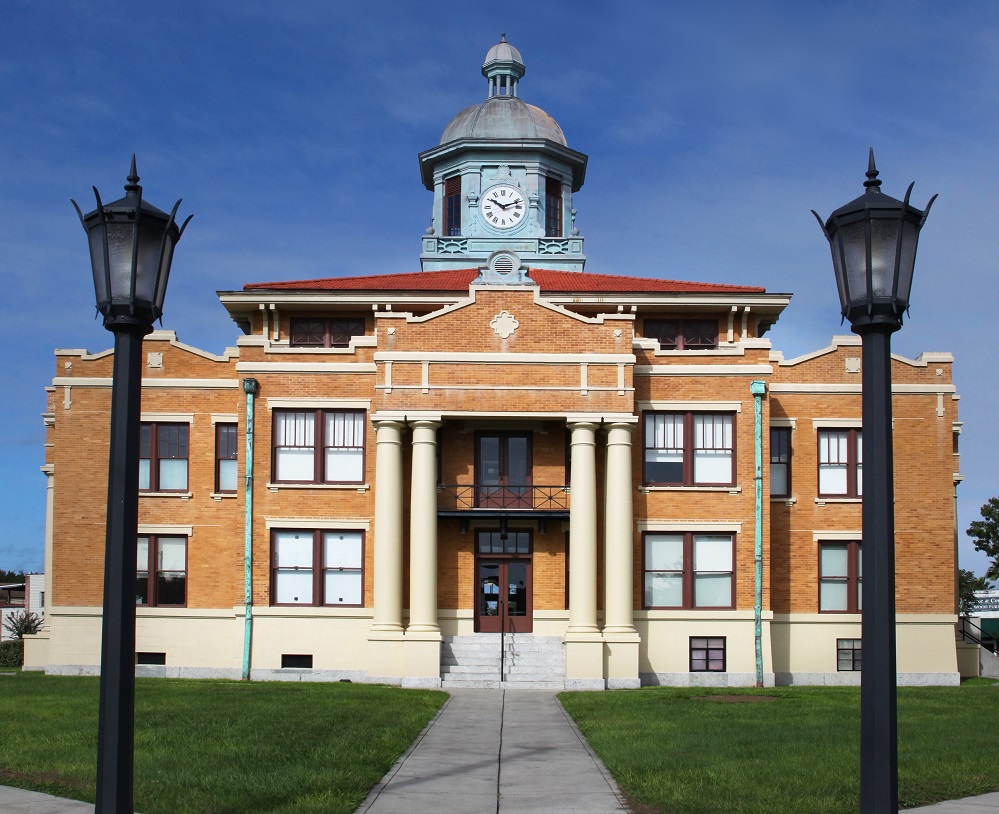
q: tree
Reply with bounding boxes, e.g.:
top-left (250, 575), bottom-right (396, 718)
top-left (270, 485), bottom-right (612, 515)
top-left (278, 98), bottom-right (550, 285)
top-left (967, 496), bottom-right (999, 582)
top-left (959, 569), bottom-right (991, 616)
top-left (2, 610), bottom-right (42, 639)
top-left (0, 569), bottom-right (25, 584)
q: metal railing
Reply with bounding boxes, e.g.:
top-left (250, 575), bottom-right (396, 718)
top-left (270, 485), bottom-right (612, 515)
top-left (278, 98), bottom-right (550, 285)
top-left (437, 484), bottom-right (570, 511)
top-left (958, 615), bottom-right (998, 654)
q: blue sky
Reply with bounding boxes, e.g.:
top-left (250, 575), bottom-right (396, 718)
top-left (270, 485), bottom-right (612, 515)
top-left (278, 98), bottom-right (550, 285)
top-left (1, 1), bottom-right (997, 575)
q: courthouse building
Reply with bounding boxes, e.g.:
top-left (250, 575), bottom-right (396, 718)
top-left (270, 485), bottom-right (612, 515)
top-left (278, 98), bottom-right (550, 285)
top-left (25, 38), bottom-right (962, 688)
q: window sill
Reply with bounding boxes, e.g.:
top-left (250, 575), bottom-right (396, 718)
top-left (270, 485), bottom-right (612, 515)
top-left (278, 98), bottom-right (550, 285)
top-left (139, 491), bottom-right (192, 500)
top-left (266, 482), bottom-right (369, 492)
top-left (211, 492), bottom-right (238, 501)
top-left (640, 485), bottom-right (741, 494)
top-left (771, 496), bottom-right (796, 506)
top-left (814, 497), bottom-right (862, 505)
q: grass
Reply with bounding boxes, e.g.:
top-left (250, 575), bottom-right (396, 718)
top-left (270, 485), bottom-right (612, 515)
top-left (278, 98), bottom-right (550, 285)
top-left (560, 682), bottom-right (999, 814)
top-left (0, 672), bottom-right (446, 814)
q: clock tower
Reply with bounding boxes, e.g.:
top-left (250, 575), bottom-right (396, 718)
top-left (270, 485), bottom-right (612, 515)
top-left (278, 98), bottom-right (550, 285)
top-left (419, 36), bottom-right (588, 272)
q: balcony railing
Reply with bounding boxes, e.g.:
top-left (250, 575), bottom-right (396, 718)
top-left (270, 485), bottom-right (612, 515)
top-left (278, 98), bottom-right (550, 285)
top-left (437, 484), bottom-right (570, 512)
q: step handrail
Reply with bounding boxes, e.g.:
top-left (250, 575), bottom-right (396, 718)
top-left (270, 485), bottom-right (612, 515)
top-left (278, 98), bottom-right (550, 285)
top-left (959, 615), bottom-right (998, 654)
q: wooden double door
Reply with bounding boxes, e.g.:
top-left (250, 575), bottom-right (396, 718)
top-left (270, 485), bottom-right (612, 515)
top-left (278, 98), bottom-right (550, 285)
top-left (475, 529), bottom-right (532, 633)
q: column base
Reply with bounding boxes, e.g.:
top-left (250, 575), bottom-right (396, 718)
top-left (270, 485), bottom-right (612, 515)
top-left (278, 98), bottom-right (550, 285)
top-left (403, 629), bottom-right (443, 687)
top-left (604, 629), bottom-right (640, 689)
top-left (564, 630), bottom-right (604, 685)
top-left (368, 628), bottom-right (405, 681)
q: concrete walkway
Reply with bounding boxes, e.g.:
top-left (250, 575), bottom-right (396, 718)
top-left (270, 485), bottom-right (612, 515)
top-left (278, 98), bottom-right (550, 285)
top-left (356, 689), bottom-right (629, 814)
top-left (1, 688), bottom-right (998, 814)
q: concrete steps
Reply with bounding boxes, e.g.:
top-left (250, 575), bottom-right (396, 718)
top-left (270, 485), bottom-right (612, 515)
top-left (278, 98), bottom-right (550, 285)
top-left (440, 633), bottom-right (566, 690)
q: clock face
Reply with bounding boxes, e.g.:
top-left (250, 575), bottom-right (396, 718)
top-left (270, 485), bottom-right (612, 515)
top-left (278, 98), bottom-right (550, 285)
top-left (479, 184), bottom-right (526, 230)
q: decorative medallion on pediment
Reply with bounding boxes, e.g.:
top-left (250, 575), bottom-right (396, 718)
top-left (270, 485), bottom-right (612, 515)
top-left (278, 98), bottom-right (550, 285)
top-left (490, 310), bottom-right (519, 339)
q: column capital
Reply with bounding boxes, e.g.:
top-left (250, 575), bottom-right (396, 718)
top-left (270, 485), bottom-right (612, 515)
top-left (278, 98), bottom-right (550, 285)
top-left (371, 416), bottom-right (406, 433)
top-left (408, 418), bottom-right (442, 432)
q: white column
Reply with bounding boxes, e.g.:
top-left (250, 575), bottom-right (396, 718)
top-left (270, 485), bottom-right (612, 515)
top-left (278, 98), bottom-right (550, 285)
top-left (567, 421), bottom-right (599, 634)
top-left (371, 419), bottom-right (405, 633)
top-left (408, 419), bottom-right (440, 633)
top-left (603, 422), bottom-right (636, 634)
top-left (42, 464), bottom-right (54, 629)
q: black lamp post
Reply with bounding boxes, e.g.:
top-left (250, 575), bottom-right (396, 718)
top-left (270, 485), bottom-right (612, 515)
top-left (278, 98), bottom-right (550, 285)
top-left (72, 157), bottom-right (190, 814)
top-left (813, 150), bottom-right (935, 814)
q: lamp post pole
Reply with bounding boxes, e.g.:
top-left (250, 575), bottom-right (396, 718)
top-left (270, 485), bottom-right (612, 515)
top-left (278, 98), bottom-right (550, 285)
top-left (813, 151), bottom-right (934, 814)
top-left (73, 158), bottom-right (190, 814)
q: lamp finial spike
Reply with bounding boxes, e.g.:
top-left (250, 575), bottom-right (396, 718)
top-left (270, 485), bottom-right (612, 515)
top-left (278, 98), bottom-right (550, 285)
top-left (864, 148), bottom-right (882, 191)
top-left (125, 154), bottom-right (141, 193)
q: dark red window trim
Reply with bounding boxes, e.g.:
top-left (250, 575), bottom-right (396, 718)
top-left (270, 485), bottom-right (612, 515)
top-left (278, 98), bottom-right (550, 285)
top-left (445, 175), bottom-right (462, 236)
top-left (215, 423), bottom-right (238, 493)
top-left (642, 531), bottom-right (736, 610)
top-left (817, 428), bottom-right (863, 498)
top-left (643, 411), bottom-right (737, 487)
top-left (643, 318), bottom-right (719, 350)
top-left (770, 426), bottom-right (791, 498)
top-left (136, 535), bottom-right (187, 608)
top-left (289, 317), bottom-right (365, 348)
top-left (272, 409), bottom-right (366, 484)
top-left (139, 423), bottom-right (189, 492)
top-left (544, 177), bottom-right (562, 237)
top-left (270, 529), bottom-right (365, 608)
top-left (818, 540), bottom-right (862, 614)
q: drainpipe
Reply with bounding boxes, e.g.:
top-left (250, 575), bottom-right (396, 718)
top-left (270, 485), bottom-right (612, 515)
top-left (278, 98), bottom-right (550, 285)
top-left (751, 380), bottom-right (766, 687)
top-left (241, 378), bottom-right (259, 681)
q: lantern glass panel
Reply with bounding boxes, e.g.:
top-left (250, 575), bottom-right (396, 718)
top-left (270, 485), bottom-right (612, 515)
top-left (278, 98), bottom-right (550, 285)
top-left (88, 226), bottom-right (109, 304)
top-left (105, 220), bottom-right (136, 303)
top-left (895, 219), bottom-right (918, 306)
top-left (829, 237), bottom-right (848, 312)
top-left (839, 219), bottom-right (869, 307)
top-left (870, 217), bottom-right (900, 297)
top-left (133, 219), bottom-right (165, 304)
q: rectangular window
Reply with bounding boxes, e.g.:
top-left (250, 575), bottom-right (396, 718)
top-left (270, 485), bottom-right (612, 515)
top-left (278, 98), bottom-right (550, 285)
top-left (819, 541), bottom-right (862, 613)
top-left (690, 637), bottom-right (726, 672)
top-left (271, 530), bottom-right (364, 606)
top-left (445, 175), bottom-right (462, 236)
top-left (544, 177), bottom-right (562, 237)
top-left (136, 536), bottom-right (187, 607)
top-left (273, 410), bottom-right (365, 484)
top-left (818, 428), bottom-right (862, 497)
top-left (837, 638), bottom-right (862, 671)
top-left (289, 317), bottom-right (365, 348)
top-left (139, 423), bottom-right (189, 492)
top-left (644, 412), bottom-right (735, 486)
top-left (643, 319), bottom-right (719, 350)
top-left (770, 427), bottom-right (791, 497)
top-left (644, 533), bottom-right (734, 609)
top-left (216, 423), bottom-right (238, 493)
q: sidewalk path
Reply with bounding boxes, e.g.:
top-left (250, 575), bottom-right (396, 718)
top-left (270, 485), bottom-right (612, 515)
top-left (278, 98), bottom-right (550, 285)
top-left (355, 689), bottom-right (629, 814)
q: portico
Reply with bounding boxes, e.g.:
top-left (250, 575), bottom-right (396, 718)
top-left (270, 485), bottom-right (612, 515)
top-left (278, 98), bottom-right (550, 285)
top-left (365, 411), bottom-right (639, 688)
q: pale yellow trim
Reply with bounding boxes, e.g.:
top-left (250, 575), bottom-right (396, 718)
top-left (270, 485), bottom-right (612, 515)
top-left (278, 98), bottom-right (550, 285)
top-left (210, 414), bottom-right (238, 424)
top-left (265, 518), bottom-right (371, 531)
top-left (638, 520), bottom-right (743, 533)
top-left (236, 363), bottom-right (377, 374)
top-left (138, 524), bottom-right (194, 536)
top-left (639, 400), bottom-right (742, 412)
top-left (265, 483), bottom-right (369, 492)
top-left (635, 364), bottom-right (771, 376)
top-left (770, 418), bottom-right (797, 428)
top-left (265, 398), bottom-right (371, 410)
top-left (53, 378), bottom-right (238, 389)
top-left (375, 351), bottom-right (634, 364)
top-left (813, 530), bottom-right (862, 542)
top-left (140, 412), bottom-right (194, 423)
top-left (771, 383), bottom-right (955, 394)
top-left (812, 418), bottom-right (862, 428)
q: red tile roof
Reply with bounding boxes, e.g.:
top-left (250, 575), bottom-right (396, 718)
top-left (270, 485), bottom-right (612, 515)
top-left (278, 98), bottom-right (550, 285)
top-left (244, 269), bottom-right (765, 294)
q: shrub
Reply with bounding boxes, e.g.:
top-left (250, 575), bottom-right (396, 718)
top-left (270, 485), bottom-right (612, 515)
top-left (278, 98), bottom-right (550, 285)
top-left (2, 611), bottom-right (42, 639)
top-left (0, 640), bottom-right (22, 668)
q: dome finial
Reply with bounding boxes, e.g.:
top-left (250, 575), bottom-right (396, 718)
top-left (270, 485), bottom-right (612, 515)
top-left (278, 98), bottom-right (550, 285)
top-left (483, 36), bottom-right (525, 98)
top-left (501, 32), bottom-right (506, 42)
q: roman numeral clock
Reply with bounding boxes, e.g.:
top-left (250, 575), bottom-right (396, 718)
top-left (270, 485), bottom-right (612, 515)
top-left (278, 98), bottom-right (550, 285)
top-left (479, 183), bottom-right (526, 230)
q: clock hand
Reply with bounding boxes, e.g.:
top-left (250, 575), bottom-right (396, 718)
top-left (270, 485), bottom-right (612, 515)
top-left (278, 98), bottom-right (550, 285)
top-left (489, 197), bottom-right (512, 210)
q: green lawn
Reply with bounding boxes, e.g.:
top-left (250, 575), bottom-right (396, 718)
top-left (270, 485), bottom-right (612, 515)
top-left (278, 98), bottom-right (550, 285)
top-left (0, 672), bottom-right (446, 814)
top-left (559, 681), bottom-right (999, 814)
